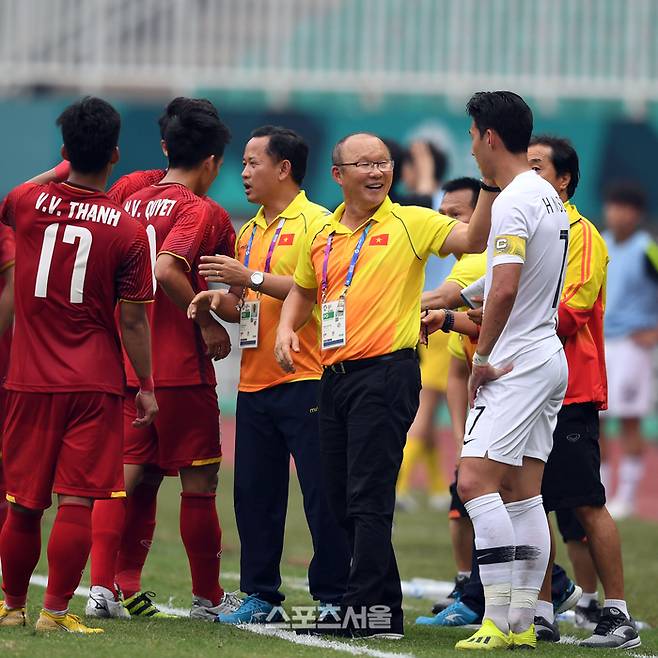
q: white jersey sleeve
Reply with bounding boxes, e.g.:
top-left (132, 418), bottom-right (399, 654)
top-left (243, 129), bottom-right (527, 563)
top-left (484, 170), bottom-right (570, 365)
top-left (491, 200), bottom-right (531, 267)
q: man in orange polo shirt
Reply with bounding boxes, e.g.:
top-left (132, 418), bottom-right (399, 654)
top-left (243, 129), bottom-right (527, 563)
top-left (528, 136), bottom-right (639, 649)
top-left (274, 132), bottom-right (494, 638)
top-left (189, 126), bottom-right (350, 624)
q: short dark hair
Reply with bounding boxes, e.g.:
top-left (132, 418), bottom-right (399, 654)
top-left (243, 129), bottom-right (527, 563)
top-left (466, 91), bottom-right (533, 154)
top-left (529, 135), bottom-right (580, 199)
top-left (158, 97), bottom-right (218, 139)
top-left (250, 125), bottom-right (309, 186)
top-left (604, 182), bottom-right (647, 211)
top-left (163, 99), bottom-right (231, 169)
top-left (331, 132), bottom-right (388, 165)
top-left (442, 177), bottom-right (481, 209)
top-left (56, 96), bottom-right (120, 174)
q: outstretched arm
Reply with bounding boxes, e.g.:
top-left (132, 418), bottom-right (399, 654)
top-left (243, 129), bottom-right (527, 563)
top-left (274, 283), bottom-right (317, 373)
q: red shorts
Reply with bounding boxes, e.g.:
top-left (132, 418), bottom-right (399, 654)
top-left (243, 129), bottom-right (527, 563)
top-left (123, 385), bottom-right (221, 471)
top-left (2, 391), bottom-right (125, 510)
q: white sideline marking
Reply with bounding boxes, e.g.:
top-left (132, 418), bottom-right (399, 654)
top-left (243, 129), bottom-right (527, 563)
top-left (243, 624), bottom-right (416, 658)
top-left (221, 572), bottom-right (456, 604)
top-left (28, 574), bottom-right (417, 658)
top-left (558, 635), bottom-right (580, 644)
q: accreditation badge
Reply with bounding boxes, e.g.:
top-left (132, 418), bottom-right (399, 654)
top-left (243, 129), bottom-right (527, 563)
top-left (239, 300), bottom-right (260, 348)
top-left (321, 299), bottom-right (346, 350)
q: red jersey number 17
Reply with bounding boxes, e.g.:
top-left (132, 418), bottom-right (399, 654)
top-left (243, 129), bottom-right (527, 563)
top-left (35, 223), bottom-right (92, 303)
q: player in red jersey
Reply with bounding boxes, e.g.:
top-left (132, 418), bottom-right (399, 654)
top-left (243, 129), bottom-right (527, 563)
top-left (86, 100), bottom-right (236, 619)
top-left (88, 98), bottom-right (238, 621)
top-left (46, 101), bottom-right (236, 618)
top-left (0, 225), bottom-right (14, 531)
top-left (0, 97), bottom-right (156, 634)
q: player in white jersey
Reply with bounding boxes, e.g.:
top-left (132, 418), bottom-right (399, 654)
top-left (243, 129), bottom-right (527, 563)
top-left (453, 92), bottom-right (569, 651)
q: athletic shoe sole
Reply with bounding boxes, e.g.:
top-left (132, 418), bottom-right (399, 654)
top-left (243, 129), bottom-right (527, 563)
top-left (556, 585), bottom-right (582, 614)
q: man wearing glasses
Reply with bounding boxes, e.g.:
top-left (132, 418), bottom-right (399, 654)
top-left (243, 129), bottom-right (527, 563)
top-left (275, 132), bottom-right (495, 638)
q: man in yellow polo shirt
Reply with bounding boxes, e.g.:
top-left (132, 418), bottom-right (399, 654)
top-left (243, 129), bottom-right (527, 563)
top-left (274, 132), bottom-right (495, 638)
top-left (189, 126), bottom-right (350, 624)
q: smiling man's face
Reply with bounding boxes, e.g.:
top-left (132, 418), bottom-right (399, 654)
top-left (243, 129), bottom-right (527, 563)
top-left (332, 134), bottom-right (393, 210)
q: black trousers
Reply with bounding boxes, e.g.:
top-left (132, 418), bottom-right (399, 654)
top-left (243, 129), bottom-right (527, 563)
top-left (235, 380), bottom-right (350, 604)
top-left (318, 353), bottom-right (421, 627)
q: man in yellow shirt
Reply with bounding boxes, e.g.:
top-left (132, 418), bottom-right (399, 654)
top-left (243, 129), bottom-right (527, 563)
top-left (274, 132), bottom-right (494, 638)
top-left (190, 126), bottom-right (350, 624)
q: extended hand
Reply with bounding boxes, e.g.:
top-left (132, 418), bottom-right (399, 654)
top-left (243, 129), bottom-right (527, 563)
top-left (199, 255), bottom-right (250, 286)
top-left (274, 327), bottom-right (300, 373)
top-left (468, 362), bottom-right (512, 407)
top-left (420, 309), bottom-right (446, 344)
top-left (133, 389), bottom-right (159, 428)
top-left (200, 319), bottom-right (232, 361)
top-left (187, 290), bottom-right (221, 320)
top-left (467, 305), bottom-right (483, 326)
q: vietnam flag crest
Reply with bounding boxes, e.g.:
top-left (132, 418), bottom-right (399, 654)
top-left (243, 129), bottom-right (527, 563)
top-left (278, 233), bottom-right (295, 246)
top-left (369, 233), bottom-right (389, 246)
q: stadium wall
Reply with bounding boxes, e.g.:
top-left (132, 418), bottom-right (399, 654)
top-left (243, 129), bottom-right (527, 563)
top-left (2, 94), bottom-right (658, 224)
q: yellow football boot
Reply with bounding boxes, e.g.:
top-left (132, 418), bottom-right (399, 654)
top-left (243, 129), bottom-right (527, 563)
top-left (510, 623), bottom-right (537, 650)
top-left (0, 600), bottom-right (26, 627)
top-left (35, 610), bottom-right (104, 634)
top-left (455, 618), bottom-right (512, 650)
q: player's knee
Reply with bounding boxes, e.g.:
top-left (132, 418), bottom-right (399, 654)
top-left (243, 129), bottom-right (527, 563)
top-left (180, 463), bottom-right (219, 494)
top-left (575, 504), bottom-right (604, 529)
top-left (456, 474), bottom-right (481, 504)
top-left (57, 494), bottom-right (93, 508)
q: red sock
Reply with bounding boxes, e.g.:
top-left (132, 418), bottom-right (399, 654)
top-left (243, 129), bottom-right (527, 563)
top-left (44, 504), bottom-right (92, 612)
top-left (0, 507), bottom-right (43, 608)
top-left (180, 493), bottom-right (223, 605)
top-left (115, 482), bottom-right (158, 598)
top-left (90, 498), bottom-right (126, 594)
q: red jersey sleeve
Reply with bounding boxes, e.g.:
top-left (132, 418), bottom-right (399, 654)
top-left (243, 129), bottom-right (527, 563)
top-left (0, 224), bottom-right (15, 271)
top-left (117, 224), bottom-right (154, 302)
top-left (0, 182), bottom-right (38, 228)
top-left (158, 198), bottom-right (209, 271)
top-left (108, 169), bottom-right (166, 205)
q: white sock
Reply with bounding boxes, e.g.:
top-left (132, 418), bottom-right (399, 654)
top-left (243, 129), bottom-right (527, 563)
top-left (600, 461), bottom-right (612, 496)
top-left (604, 599), bottom-right (629, 618)
top-left (579, 591), bottom-right (598, 607)
top-left (464, 493), bottom-right (515, 633)
top-left (44, 608), bottom-right (68, 616)
top-left (536, 599), bottom-right (554, 624)
top-left (458, 571), bottom-right (471, 579)
top-left (615, 456), bottom-right (644, 507)
top-left (505, 495), bottom-right (550, 634)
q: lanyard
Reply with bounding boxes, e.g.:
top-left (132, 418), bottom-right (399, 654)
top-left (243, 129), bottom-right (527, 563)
top-left (321, 223), bottom-right (371, 301)
top-left (243, 217), bottom-right (286, 274)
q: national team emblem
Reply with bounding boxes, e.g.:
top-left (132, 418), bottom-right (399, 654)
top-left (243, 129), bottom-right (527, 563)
top-left (369, 234), bottom-right (389, 246)
top-left (278, 233), bottom-right (295, 246)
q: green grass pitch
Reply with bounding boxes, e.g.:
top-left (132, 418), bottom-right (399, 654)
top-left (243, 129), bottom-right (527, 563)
top-left (1, 468), bottom-right (657, 657)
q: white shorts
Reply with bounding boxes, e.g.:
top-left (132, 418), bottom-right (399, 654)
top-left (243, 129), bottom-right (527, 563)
top-left (604, 336), bottom-right (654, 418)
top-left (461, 349), bottom-right (568, 466)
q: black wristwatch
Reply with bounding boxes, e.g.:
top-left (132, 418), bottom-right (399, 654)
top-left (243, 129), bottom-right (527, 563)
top-left (440, 309), bottom-right (455, 333)
top-left (480, 180), bottom-right (501, 193)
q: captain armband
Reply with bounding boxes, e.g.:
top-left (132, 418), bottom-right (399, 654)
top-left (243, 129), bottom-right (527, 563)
top-left (493, 234), bottom-right (526, 261)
